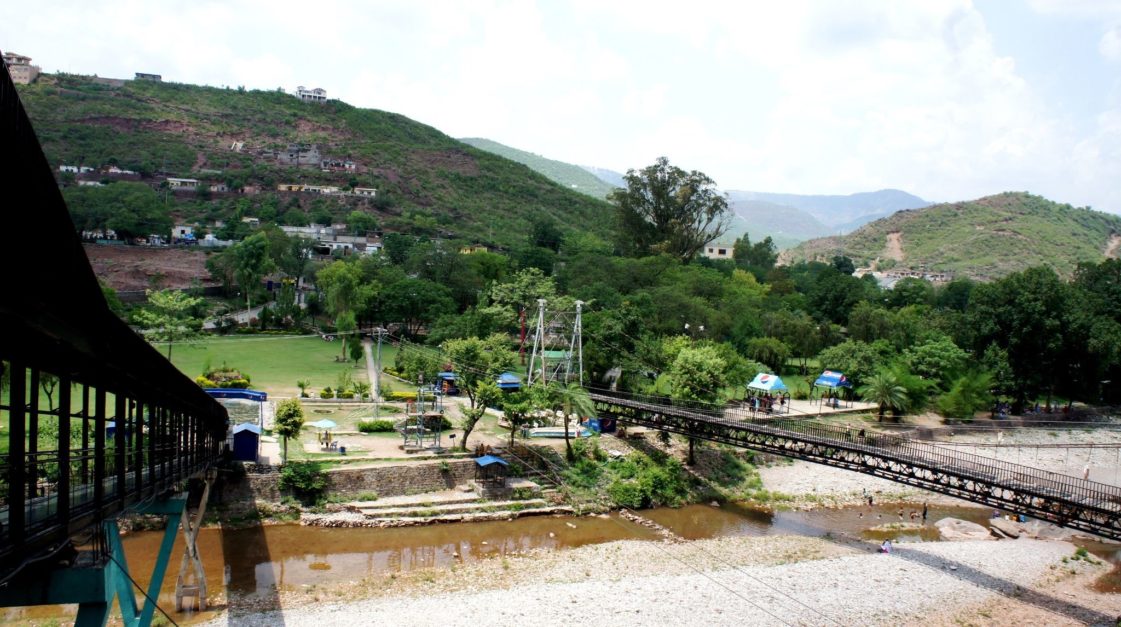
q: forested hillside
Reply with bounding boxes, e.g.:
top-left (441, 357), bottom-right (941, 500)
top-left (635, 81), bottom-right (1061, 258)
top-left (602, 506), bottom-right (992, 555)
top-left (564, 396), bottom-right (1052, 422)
top-left (16, 74), bottom-right (614, 249)
top-left (460, 137), bottom-right (618, 200)
top-left (782, 192), bottom-right (1121, 279)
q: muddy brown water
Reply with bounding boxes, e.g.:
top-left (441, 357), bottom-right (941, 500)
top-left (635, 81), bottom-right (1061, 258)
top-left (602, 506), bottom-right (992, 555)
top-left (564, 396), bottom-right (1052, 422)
top-left (3, 502), bottom-right (1116, 624)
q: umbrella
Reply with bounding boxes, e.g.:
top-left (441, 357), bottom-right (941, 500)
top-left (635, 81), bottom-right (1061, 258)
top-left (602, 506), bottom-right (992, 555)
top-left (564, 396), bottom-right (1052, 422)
top-left (309, 419), bottom-right (337, 429)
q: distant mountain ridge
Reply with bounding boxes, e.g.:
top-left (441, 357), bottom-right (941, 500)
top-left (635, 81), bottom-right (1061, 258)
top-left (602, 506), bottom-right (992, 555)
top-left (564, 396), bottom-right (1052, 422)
top-left (780, 192), bottom-right (1121, 280)
top-left (459, 138), bottom-right (619, 200)
top-left (726, 189), bottom-right (932, 230)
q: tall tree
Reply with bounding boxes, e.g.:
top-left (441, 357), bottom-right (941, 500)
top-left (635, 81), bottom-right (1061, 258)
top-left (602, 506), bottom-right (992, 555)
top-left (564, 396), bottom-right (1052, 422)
top-left (232, 232), bottom-right (276, 324)
top-left (133, 289), bottom-right (204, 359)
top-left (610, 157), bottom-right (731, 262)
top-left (548, 380), bottom-right (597, 461)
top-left (858, 371), bottom-right (908, 422)
top-left (274, 398), bottom-right (305, 463)
top-left (442, 334), bottom-right (516, 450)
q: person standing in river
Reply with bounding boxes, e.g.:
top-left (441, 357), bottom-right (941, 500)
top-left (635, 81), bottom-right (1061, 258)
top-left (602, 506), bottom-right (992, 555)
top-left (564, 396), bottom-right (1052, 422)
top-left (922, 502), bottom-right (928, 523)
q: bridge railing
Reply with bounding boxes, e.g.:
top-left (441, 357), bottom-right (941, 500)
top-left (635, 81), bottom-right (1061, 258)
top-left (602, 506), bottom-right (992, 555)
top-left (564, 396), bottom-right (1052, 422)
top-left (590, 388), bottom-right (1121, 510)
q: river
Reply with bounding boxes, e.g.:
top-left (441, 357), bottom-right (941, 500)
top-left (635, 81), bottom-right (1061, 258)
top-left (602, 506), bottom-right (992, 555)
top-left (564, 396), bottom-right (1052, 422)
top-left (3, 501), bottom-right (1117, 624)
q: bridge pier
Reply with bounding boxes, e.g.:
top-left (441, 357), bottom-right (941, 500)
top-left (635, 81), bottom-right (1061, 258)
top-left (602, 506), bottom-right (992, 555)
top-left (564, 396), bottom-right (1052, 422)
top-left (0, 494), bottom-right (195, 627)
top-left (174, 474), bottom-right (213, 611)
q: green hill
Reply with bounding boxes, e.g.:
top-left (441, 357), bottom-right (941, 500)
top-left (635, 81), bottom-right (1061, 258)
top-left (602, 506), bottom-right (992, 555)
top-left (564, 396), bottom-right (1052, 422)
top-left (780, 192), bottom-right (1121, 280)
top-left (728, 189), bottom-right (931, 231)
top-left (459, 137), bottom-right (619, 200)
top-left (725, 199), bottom-right (835, 249)
top-left (16, 75), bottom-right (613, 248)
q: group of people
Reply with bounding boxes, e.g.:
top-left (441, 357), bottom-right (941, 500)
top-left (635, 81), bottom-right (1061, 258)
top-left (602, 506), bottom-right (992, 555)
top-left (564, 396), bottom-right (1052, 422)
top-left (747, 393), bottom-right (786, 415)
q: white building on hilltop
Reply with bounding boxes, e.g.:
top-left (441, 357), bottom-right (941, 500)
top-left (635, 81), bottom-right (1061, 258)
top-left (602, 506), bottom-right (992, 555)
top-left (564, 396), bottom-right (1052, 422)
top-left (295, 86), bottom-right (327, 103)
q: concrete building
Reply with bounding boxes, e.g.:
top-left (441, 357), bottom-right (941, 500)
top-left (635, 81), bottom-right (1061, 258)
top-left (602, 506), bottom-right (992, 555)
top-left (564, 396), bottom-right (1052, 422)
top-left (353, 187), bottom-right (378, 197)
top-left (134, 72), bottom-right (162, 81)
top-left (295, 86), bottom-right (327, 103)
top-left (167, 178), bottom-right (200, 189)
top-left (700, 243), bottom-right (733, 260)
top-left (3, 52), bottom-right (40, 85)
top-left (278, 144), bottom-right (321, 167)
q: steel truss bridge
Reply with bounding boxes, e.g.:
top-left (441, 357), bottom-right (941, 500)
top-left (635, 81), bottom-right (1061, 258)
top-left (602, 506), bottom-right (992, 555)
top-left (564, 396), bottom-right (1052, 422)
top-left (0, 57), bottom-right (229, 624)
top-left (590, 389), bottom-right (1121, 541)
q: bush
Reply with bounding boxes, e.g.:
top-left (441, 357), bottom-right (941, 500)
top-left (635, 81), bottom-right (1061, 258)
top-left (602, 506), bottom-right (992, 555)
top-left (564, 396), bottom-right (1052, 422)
top-left (279, 461), bottom-right (328, 504)
top-left (357, 419), bottom-right (397, 433)
top-left (195, 376), bottom-right (216, 388)
top-left (607, 480), bottom-right (644, 509)
top-left (319, 387), bottom-right (334, 399)
top-left (388, 391), bottom-right (417, 402)
top-left (338, 391), bottom-right (355, 399)
top-left (220, 378), bottom-right (250, 389)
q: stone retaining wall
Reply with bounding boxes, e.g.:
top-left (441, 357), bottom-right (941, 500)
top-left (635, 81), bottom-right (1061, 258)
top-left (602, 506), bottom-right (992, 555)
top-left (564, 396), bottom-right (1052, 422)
top-left (217, 459), bottom-right (478, 508)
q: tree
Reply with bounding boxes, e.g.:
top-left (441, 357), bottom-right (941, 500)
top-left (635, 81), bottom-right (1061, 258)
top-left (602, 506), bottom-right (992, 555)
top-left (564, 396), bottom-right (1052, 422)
top-left (296, 379), bottom-right (311, 398)
top-left (530, 216), bottom-right (565, 252)
top-left (816, 340), bottom-right (889, 386)
top-left (938, 371), bottom-right (994, 422)
top-left (133, 289), bottom-right (204, 359)
top-left (830, 256), bottom-right (856, 275)
top-left (347, 210), bottom-right (378, 235)
top-left (442, 334), bottom-right (516, 450)
top-left (610, 157), bottom-right (731, 262)
top-left (40, 373), bottom-right (59, 413)
top-left (348, 332), bottom-right (366, 366)
top-left (548, 380), bottom-right (597, 461)
top-left (744, 337), bottom-right (790, 373)
top-left (274, 398), bottom-right (305, 463)
top-left (902, 335), bottom-right (969, 391)
top-left (232, 232), bottom-right (276, 324)
top-left (858, 371), bottom-right (908, 422)
top-left (335, 310), bottom-right (357, 361)
top-left (668, 345), bottom-right (728, 404)
top-left (732, 234), bottom-right (778, 276)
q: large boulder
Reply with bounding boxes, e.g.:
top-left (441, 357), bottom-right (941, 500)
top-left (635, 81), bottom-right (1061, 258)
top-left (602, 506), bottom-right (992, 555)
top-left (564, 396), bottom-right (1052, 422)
top-left (935, 517), bottom-right (993, 541)
top-left (989, 517), bottom-right (1023, 539)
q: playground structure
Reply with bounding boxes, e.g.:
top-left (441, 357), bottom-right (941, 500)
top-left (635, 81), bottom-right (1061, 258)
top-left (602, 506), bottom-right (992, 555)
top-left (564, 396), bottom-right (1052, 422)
top-left (397, 383), bottom-right (447, 451)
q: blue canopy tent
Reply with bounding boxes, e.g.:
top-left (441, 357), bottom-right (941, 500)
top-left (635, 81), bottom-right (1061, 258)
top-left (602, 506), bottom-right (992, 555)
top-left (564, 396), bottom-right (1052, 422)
top-left (205, 388), bottom-right (268, 402)
top-left (746, 373), bottom-right (788, 393)
top-left (496, 371), bottom-right (522, 391)
top-left (436, 371), bottom-right (460, 395)
top-left (813, 370), bottom-right (853, 407)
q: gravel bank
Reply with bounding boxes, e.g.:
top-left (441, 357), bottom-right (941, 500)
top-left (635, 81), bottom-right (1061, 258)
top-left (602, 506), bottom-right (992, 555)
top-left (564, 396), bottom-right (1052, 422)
top-left (202, 535), bottom-right (1110, 626)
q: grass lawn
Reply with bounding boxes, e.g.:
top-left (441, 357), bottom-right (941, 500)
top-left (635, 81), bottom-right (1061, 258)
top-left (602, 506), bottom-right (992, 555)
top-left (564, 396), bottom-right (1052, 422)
top-left (167, 335), bottom-right (368, 397)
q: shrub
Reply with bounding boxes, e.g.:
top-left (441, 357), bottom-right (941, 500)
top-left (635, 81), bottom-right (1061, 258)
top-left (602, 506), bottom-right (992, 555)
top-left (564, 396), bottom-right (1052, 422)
top-left (388, 391), bottom-right (417, 402)
top-left (338, 391), bottom-right (355, 399)
top-left (607, 480), bottom-right (644, 509)
top-left (319, 387), bottom-right (334, 399)
top-left (220, 378), bottom-right (250, 389)
top-left (357, 419), bottom-right (396, 433)
top-left (279, 461), bottom-right (328, 505)
top-left (195, 376), bottom-right (216, 388)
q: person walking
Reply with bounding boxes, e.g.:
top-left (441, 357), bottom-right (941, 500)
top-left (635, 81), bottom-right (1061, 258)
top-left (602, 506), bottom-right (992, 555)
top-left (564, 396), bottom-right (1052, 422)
top-left (922, 502), bottom-right (929, 522)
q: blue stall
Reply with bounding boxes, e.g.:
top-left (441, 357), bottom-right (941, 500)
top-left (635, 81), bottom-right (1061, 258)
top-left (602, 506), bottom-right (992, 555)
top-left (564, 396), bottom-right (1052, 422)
top-left (232, 423), bottom-right (262, 462)
top-left (496, 371), bottom-right (522, 392)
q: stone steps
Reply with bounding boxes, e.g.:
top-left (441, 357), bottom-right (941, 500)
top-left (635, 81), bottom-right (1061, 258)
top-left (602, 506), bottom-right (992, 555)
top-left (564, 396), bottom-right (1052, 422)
top-left (359, 498), bottom-right (549, 519)
top-left (346, 493), bottom-right (482, 511)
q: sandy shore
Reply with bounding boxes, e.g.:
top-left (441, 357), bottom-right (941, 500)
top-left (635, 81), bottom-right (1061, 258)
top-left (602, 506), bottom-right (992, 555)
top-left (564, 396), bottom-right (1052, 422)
top-left (201, 534), bottom-right (1116, 626)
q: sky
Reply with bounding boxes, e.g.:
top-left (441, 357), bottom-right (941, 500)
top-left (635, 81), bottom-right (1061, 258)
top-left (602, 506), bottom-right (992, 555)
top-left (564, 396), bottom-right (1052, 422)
top-left (2, 1), bottom-right (1120, 212)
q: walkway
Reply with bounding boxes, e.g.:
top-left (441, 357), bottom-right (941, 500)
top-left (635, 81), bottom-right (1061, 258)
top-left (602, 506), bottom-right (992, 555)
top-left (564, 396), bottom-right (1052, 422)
top-left (363, 338), bottom-right (380, 401)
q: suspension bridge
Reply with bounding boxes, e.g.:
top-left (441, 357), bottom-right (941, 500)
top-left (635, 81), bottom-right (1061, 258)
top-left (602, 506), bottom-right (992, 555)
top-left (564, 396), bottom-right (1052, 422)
top-left (0, 60), bottom-right (228, 624)
top-left (589, 389), bottom-right (1121, 541)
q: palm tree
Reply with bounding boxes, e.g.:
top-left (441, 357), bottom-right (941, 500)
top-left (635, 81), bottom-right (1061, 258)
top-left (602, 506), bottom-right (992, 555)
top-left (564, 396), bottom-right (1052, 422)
top-left (549, 380), bottom-right (596, 461)
top-left (858, 372), bottom-right (908, 422)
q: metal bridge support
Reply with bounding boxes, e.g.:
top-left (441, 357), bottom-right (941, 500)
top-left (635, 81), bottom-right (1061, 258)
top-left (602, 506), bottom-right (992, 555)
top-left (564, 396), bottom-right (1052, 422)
top-left (175, 474), bottom-right (213, 611)
top-left (0, 496), bottom-right (192, 627)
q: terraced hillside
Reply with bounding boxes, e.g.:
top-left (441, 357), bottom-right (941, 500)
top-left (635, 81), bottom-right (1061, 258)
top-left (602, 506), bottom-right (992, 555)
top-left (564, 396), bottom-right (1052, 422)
top-left (16, 74), bottom-right (614, 248)
top-left (780, 192), bottom-right (1121, 279)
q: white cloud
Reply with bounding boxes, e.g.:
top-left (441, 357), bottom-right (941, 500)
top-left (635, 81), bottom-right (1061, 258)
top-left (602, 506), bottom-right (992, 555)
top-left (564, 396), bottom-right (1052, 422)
top-left (1102, 26), bottom-right (1121, 61)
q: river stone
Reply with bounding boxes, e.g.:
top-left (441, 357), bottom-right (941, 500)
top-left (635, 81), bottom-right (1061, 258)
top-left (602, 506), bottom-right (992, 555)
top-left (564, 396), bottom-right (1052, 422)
top-left (989, 518), bottom-right (1022, 539)
top-left (935, 517), bottom-right (993, 541)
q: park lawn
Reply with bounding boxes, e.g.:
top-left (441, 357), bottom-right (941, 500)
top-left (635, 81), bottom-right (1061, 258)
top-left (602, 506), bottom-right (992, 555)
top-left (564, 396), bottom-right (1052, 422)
top-left (168, 335), bottom-right (367, 397)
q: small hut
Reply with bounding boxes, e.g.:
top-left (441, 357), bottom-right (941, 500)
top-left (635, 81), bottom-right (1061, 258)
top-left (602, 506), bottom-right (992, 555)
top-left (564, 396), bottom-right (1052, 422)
top-left (232, 423), bottom-right (261, 462)
top-left (496, 371), bottom-right (522, 392)
top-left (474, 455), bottom-right (509, 486)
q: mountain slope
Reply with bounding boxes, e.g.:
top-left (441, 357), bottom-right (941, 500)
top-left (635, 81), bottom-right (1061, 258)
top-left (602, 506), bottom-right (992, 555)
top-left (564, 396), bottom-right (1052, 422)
top-left (727, 189), bottom-right (931, 231)
top-left (780, 192), bottom-right (1121, 279)
top-left (582, 165), bottom-right (627, 189)
top-left (725, 199), bottom-right (834, 249)
top-left (17, 75), bottom-right (614, 249)
top-left (460, 137), bottom-right (619, 200)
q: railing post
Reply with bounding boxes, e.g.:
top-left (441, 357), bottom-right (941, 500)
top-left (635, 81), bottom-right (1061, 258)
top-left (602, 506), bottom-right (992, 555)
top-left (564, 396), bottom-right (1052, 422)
top-left (58, 376), bottom-right (71, 524)
top-left (8, 362), bottom-right (27, 543)
top-left (27, 368), bottom-right (39, 502)
top-left (115, 394), bottom-right (126, 506)
top-left (93, 388), bottom-right (106, 514)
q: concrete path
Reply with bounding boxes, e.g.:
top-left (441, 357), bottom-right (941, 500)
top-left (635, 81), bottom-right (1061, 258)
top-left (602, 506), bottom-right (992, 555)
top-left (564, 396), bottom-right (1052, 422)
top-left (363, 338), bottom-right (380, 401)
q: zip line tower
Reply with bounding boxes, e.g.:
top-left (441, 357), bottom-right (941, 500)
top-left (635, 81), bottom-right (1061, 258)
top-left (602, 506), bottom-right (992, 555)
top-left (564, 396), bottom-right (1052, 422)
top-left (527, 299), bottom-right (583, 386)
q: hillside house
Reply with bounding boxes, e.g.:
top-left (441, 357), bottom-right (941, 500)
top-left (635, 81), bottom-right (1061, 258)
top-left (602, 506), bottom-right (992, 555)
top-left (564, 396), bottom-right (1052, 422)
top-left (701, 243), bottom-right (733, 260)
top-left (321, 158), bottom-right (356, 172)
top-left (459, 245), bottom-right (489, 255)
top-left (77, 181), bottom-right (104, 187)
top-left (277, 183), bottom-right (304, 192)
top-left (3, 52), bottom-right (40, 84)
top-left (209, 182), bottom-right (229, 193)
top-left (59, 165), bottom-right (95, 174)
top-left (241, 217), bottom-right (260, 228)
top-left (167, 178), bottom-right (199, 189)
top-left (106, 166), bottom-right (138, 175)
top-left (303, 185), bottom-right (340, 195)
top-left (353, 187), bottom-right (378, 197)
top-left (173, 225), bottom-right (195, 239)
top-left (278, 144), bottom-right (321, 166)
top-left (229, 142), bottom-right (245, 152)
top-left (134, 72), bottom-right (162, 81)
top-left (295, 86), bottom-right (327, 103)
